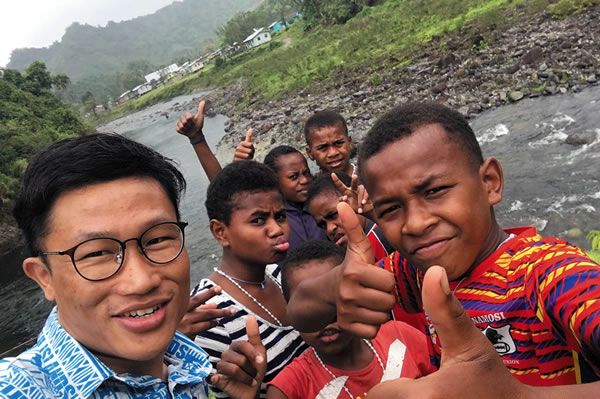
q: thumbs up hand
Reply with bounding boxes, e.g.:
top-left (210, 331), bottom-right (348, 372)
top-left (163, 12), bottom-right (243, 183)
top-left (176, 100), bottom-right (206, 143)
top-left (210, 315), bottom-right (267, 399)
top-left (233, 128), bottom-right (255, 161)
top-left (335, 202), bottom-right (396, 338)
top-left (368, 266), bottom-right (525, 399)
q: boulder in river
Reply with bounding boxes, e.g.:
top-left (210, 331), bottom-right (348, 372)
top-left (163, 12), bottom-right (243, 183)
top-left (565, 130), bottom-right (596, 146)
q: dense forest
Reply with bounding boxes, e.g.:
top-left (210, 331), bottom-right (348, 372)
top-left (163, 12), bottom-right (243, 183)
top-left (6, 0), bottom-right (262, 104)
top-left (0, 62), bottom-right (91, 223)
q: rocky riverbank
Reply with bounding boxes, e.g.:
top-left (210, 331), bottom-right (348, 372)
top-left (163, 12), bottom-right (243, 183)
top-left (192, 5), bottom-right (599, 159)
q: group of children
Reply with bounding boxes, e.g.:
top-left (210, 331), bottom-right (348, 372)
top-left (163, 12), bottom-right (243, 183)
top-left (1, 98), bottom-right (599, 399)
top-left (175, 99), bottom-right (600, 398)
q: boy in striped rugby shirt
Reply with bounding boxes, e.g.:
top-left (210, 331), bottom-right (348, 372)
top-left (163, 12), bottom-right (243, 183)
top-left (287, 102), bottom-right (600, 396)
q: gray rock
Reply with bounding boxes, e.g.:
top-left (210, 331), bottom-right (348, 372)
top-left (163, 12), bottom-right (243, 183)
top-left (504, 64), bottom-right (520, 74)
top-left (509, 90), bottom-right (524, 102)
top-left (565, 130), bottom-right (596, 146)
top-left (521, 46), bottom-right (544, 65)
top-left (432, 82), bottom-right (447, 94)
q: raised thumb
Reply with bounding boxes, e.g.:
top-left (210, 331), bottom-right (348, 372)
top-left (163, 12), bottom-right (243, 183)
top-left (196, 100), bottom-right (206, 118)
top-left (421, 266), bottom-right (489, 363)
top-left (244, 128), bottom-right (253, 143)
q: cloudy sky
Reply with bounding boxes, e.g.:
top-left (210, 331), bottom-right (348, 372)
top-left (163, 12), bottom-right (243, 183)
top-left (0, 0), bottom-right (176, 67)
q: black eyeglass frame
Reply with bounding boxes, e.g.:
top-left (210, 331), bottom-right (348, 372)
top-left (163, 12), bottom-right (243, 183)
top-left (40, 221), bottom-right (188, 282)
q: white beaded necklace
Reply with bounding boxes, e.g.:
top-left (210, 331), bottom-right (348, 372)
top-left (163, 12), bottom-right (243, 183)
top-left (312, 339), bottom-right (385, 399)
top-left (214, 268), bottom-right (283, 327)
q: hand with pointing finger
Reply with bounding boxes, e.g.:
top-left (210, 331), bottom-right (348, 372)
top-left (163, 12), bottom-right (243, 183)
top-left (335, 201), bottom-right (396, 338)
top-left (176, 100), bottom-right (207, 144)
top-left (210, 316), bottom-right (267, 399)
top-left (179, 286), bottom-right (237, 339)
top-left (233, 129), bottom-right (255, 161)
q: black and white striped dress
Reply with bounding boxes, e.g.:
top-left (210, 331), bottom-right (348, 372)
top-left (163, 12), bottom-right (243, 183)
top-left (191, 264), bottom-right (308, 398)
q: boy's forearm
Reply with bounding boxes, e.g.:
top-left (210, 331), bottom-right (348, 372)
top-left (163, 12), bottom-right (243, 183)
top-left (192, 141), bottom-right (222, 182)
top-left (286, 266), bottom-right (338, 332)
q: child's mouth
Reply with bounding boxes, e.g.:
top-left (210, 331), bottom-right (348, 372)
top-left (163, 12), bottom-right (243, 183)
top-left (319, 327), bottom-right (340, 343)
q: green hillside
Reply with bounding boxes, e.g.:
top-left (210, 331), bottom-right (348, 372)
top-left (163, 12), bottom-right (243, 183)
top-left (0, 62), bottom-right (92, 224)
top-left (106, 0), bottom-right (596, 117)
top-left (7, 0), bottom-right (262, 80)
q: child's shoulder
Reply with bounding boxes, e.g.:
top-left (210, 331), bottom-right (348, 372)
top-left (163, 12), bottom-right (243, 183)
top-left (503, 227), bottom-right (595, 268)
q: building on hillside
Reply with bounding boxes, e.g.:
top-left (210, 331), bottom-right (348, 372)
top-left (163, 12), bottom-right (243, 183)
top-left (133, 82), bottom-right (153, 97)
top-left (189, 58), bottom-right (205, 73)
top-left (116, 90), bottom-right (135, 104)
top-left (269, 20), bottom-right (286, 33)
top-left (243, 28), bottom-right (271, 49)
top-left (94, 104), bottom-right (106, 114)
top-left (144, 71), bottom-right (161, 83)
top-left (144, 63), bottom-right (180, 83)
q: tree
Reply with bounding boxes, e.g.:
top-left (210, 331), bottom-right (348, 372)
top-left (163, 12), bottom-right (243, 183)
top-left (52, 73), bottom-right (71, 90)
top-left (24, 61), bottom-right (53, 94)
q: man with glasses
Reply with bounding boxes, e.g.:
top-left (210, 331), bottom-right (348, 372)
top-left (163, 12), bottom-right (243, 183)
top-left (0, 133), bottom-right (263, 398)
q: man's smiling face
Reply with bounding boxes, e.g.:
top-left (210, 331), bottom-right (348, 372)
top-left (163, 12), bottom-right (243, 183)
top-left (29, 177), bottom-right (190, 373)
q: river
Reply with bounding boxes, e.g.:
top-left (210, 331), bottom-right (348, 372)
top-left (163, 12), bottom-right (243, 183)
top-left (1, 87), bottom-right (598, 355)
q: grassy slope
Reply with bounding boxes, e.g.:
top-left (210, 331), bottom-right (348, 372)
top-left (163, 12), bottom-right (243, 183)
top-left (99, 0), bottom-right (599, 121)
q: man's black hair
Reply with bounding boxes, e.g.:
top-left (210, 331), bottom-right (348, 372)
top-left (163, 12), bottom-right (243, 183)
top-left (205, 160), bottom-right (281, 225)
top-left (358, 102), bottom-right (484, 180)
top-left (306, 172), bottom-right (352, 207)
top-left (304, 110), bottom-right (349, 145)
top-left (13, 133), bottom-right (186, 256)
top-left (263, 145), bottom-right (303, 173)
top-left (280, 239), bottom-right (345, 302)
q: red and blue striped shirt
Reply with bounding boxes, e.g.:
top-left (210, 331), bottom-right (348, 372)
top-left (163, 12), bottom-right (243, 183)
top-left (379, 227), bottom-right (600, 386)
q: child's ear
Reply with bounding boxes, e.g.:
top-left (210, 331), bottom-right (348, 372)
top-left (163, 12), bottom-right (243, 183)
top-left (479, 157), bottom-right (503, 206)
top-left (23, 257), bottom-right (56, 301)
top-left (209, 219), bottom-right (230, 247)
top-left (305, 146), bottom-right (314, 160)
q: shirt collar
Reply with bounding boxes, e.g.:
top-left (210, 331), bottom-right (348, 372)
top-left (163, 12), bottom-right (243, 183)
top-left (40, 307), bottom-right (211, 397)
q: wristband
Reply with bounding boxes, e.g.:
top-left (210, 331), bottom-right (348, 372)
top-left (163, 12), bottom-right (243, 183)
top-left (189, 133), bottom-right (206, 145)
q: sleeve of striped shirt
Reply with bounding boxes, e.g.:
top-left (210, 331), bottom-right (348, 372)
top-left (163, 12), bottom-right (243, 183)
top-left (528, 242), bottom-right (600, 375)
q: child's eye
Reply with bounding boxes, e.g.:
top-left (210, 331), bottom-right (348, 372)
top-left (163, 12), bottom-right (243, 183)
top-left (288, 174), bottom-right (298, 181)
top-left (275, 212), bottom-right (287, 222)
top-left (425, 186), bottom-right (450, 197)
top-left (251, 217), bottom-right (266, 225)
top-left (378, 204), bottom-right (401, 218)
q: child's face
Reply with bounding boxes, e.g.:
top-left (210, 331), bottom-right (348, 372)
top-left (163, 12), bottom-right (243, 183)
top-left (308, 190), bottom-right (366, 247)
top-left (274, 152), bottom-right (312, 205)
top-left (362, 123), bottom-right (503, 280)
top-left (287, 260), bottom-right (355, 356)
top-left (306, 124), bottom-right (353, 174)
top-left (221, 190), bottom-right (290, 265)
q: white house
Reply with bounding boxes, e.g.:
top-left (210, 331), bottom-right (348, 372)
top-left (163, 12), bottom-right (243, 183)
top-left (144, 63), bottom-right (180, 83)
top-left (243, 28), bottom-right (272, 49)
top-left (133, 82), bottom-right (153, 96)
top-left (189, 58), bottom-right (205, 73)
top-left (144, 71), bottom-right (161, 83)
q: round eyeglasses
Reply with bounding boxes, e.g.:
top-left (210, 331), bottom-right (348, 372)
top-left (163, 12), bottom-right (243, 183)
top-left (41, 221), bottom-right (188, 281)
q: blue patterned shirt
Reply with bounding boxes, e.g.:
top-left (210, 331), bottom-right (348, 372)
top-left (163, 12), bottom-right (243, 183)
top-left (0, 308), bottom-right (212, 398)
